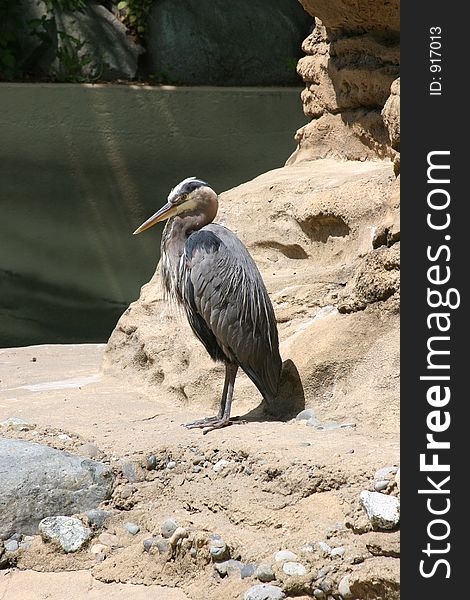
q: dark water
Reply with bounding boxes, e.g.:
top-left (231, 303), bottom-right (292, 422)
top-left (0, 84), bottom-right (306, 347)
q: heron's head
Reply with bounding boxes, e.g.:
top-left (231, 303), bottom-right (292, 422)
top-left (133, 177), bottom-right (218, 235)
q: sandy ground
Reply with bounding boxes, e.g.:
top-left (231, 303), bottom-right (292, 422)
top-left (0, 344), bottom-right (399, 599)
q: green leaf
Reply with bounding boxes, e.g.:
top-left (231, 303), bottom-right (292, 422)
top-left (117, 1), bottom-right (128, 9)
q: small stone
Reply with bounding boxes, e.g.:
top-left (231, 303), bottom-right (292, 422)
top-left (320, 579), bottom-right (333, 594)
top-left (213, 459), bottom-right (230, 473)
top-left (90, 543), bottom-right (107, 555)
top-left (318, 541), bottom-right (332, 556)
top-left (374, 466), bottom-right (398, 481)
top-left (0, 417), bottom-right (33, 431)
top-left (339, 422), bottom-right (356, 429)
top-left (346, 449), bottom-right (355, 454)
top-left (86, 509), bottom-right (111, 530)
top-left (330, 546), bottom-right (345, 558)
top-left (4, 540), bottom-right (19, 552)
top-left (161, 518), bottom-right (179, 539)
top-left (255, 564), bottom-right (275, 582)
top-left (374, 480), bottom-right (389, 492)
top-left (210, 538), bottom-right (229, 561)
top-left (192, 466), bottom-right (202, 473)
top-left (39, 516), bottom-right (91, 553)
top-left (301, 542), bottom-right (315, 553)
top-left (244, 584), bottom-right (286, 600)
top-left (306, 417), bottom-right (322, 427)
top-left (214, 559), bottom-right (243, 576)
top-left (9, 533), bottom-right (22, 542)
top-left (57, 434), bottom-right (72, 441)
top-left (190, 547), bottom-right (197, 558)
top-left (121, 462), bottom-right (139, 482)
top-left (124, 522), bottom-right (140, 535)
top-left (360, 490), bottom-right (400, 530)
top-left (315, 565), bottom-right (331, 579)
top-left (145, 454), bottom-right (157, 470)
top-left (166, 461), bottom-right (177, 470)
top-left (295, 409), bottom-right (316, 421)
top-left (299, 442), bottom-right (311, 447)
top-left (322, 421), bottom-right (340, 430)
top-left (98, 532), bottom-right (119, 547)
top-left (143, 538), bottom-right (155, 552)
top-left (313, 590), bottom-right (325, 599)
top-left (282, 561), bottom-right (307, 576)
top-left (192, 455), bottom-right (204, 465)
top-left (241, 563), bottom-right (256, 578)
top-left (79, 443), bottom-right (100, 459)
top-left (244, 467), bottom-right (253, 475)
top-left (338, 574), bottom-right (353, 599)
top-left (274, 549), bottom-right (298, 562)
top-left (155, 539), bottom-right (169, 553)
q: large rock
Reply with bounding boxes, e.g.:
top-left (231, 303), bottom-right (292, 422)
top-left (145, 0), bottom-right (311, 85)
top-left (104, 159), bottom-right (399, 432)
top-left (291, 1), bottom-right (400, 162)
top-left (0, 439), bottom-right (114, 539)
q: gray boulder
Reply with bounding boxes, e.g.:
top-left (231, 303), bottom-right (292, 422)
top-left (38, 516), bottom-right (91, 553)
top-left (0, 439), bottom-right (114, 539)
top-left (145, 0), bottom-right (311, 85)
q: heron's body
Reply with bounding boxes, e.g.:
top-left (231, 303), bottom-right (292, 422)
top-left (134, 177), bottom-right (282, 433)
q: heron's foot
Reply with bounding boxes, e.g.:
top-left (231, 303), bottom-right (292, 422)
top-left (183, 416), bottom-right (246, 434)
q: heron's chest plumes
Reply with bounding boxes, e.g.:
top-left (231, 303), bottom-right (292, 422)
top-left (160, 219), bottom-right (188, 304)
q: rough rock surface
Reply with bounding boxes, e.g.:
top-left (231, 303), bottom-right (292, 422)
top-left (38, 516), bottom-right (91, 553)
top-left (291, 1), bottom-right (400, 162)
top-left (105, 159), bottom-right (399, 434)
top-left (0, 439), bottom-right (114, 539)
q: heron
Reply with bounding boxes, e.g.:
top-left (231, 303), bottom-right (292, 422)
top-left (133, 177), bottom-right (282, 433)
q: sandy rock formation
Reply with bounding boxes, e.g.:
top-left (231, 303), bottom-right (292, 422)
top-left (290, 0), bottom-right (400, 162)
top-left (105, 159), bottom-right (398, 433)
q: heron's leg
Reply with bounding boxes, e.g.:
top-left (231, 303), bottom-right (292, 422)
top-left (183, 363), bottom-right (239, 432)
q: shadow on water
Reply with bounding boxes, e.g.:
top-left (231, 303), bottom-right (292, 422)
top-left (237, 359), bottom-right (305, 423)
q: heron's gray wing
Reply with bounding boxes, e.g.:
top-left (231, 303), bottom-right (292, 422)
top-left (183, 225), bottom-right (282, 403)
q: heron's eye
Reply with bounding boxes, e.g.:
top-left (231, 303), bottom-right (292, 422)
top-left (177, 194), bottom-right (187, 204)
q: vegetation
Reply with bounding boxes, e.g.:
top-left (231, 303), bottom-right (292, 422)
top-left (0, 0), bottom-right (151, 82)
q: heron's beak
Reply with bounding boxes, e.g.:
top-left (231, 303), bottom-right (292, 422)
top-left (133, 202), bottom-right (177, 235)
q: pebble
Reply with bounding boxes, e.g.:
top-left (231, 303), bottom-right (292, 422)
top-left (9, 533), bottom-right (22, 542)
top-left (124, 522), bottom-right (140, 535)
top-left (295, 409), bottom-right (317, 421)
top-left (374, 466), bottom-right (398, 481)
top-left (78, 443), bottom-right (99, 458)
top-left (57, 434), bottom-right (72, 441)
top-left (315, 565), bottom-right (331, 579)
top-left (155, 539), bottom-right (169, 553)
top-left (210, 538), bottom-right (229, 560)
top-left (360, 490), bottom-right (400, 529)
top-left (244, 584), bottom-right (286, 600)
top-left (161, 518), bottom-right (179, 539)
top-left (241, 563), bottom-right (256, 579)
top-left (39, 516), bottom-right (91, 553)
top-left (143, 538), bottom-right (155, 552)
top-left (90, 543), bottom-right (107, 555)
top-left (301, 542), bottom-right (315, 553)
top-left (86, 509), bottom-right (111, 530)
top-left (299, 442), bottom-right (311, 447)
top-left (4, 540), bottom-right (19, 552)
top-left (213, 459), bottom-right (230, 473)
top-left (330, 546), bottom-right (345, 558)
top-left (166, 461), bottom-right (177, 470)
top-left (338, 574), bottom-right (353, 598)
top-left (214, 559), bottom-right (244, 576)
top-left (121, 462), bottom-right (139, 482)
top-left (145, 454), bottom-right (157, 470)
top-left (282, 561), bottom-right (307, 576)
top-left (318, 541), bottom-right (332, 556)
top-left (244, 467), bottom-right (253, 475)
top-left (0, 417), bottom-right (33, 431)
top-left (192, 455), bottom-right (205, 465)
top-left (274, 549), bottom-right (298, 562)
top-left (306, 417), bottom-right (322, 427)
top-left (374, 480), bottom-right (389, 492)
top-left (313, 590), bottom-right (325, 599)
top-left (98, 532), bottom-right (119, 547)
top-left (192, 466), bottom-right (202, 473)
top-left (255, 564), bottom-right (275, 582)
top-left (320, 579), bottom-right (333, 594)
top-left (190, 547), bottom-right (197, 558)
